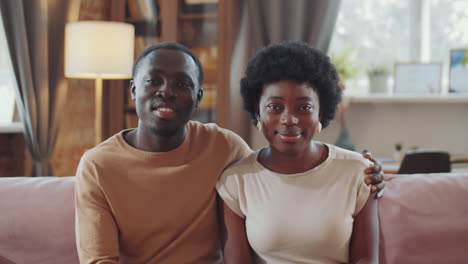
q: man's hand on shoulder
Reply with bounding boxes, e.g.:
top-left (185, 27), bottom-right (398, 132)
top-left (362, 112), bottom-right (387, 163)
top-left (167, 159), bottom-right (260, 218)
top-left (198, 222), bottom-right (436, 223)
top-left (362, 150), bottom-right (385, 199)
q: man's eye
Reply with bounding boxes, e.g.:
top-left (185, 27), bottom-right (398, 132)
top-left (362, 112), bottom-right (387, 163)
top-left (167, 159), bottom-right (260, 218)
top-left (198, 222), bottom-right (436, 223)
top-left (146, 79), bottom-right (161, 85)
top-left (176, 81), bottom-right (192, 88)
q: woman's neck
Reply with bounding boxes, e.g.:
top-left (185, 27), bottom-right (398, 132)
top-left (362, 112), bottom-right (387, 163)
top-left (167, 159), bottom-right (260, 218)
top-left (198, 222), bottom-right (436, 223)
top-left (257, 142), bottom-right (328, 174)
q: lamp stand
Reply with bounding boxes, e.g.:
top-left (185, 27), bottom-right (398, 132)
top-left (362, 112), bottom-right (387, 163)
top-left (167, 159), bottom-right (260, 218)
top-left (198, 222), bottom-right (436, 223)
top-left (95, 77), bottom-right (103, 145)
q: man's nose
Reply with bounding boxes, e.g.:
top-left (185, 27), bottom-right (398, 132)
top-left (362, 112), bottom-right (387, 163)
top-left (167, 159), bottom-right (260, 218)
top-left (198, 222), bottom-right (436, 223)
top-left (155, 82), bottom-right (176, 99)
top-left (280, 110), bottom-right (299, 126)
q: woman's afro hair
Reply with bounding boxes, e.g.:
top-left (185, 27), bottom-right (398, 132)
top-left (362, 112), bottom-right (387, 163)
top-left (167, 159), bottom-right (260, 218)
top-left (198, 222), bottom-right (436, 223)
top-left (240, 41), bottom-right (342, 128)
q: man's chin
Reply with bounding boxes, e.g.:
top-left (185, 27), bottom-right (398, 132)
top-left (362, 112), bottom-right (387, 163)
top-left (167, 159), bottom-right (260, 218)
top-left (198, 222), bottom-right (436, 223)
top-left (151, 127), bottom-right (177, 137)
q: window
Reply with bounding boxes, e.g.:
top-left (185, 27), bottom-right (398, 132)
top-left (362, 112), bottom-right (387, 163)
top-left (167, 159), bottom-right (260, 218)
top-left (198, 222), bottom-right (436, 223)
top-left (0, 11), bottom-right (18, 124)
top-left (329, 0), bottom-right (468, 94)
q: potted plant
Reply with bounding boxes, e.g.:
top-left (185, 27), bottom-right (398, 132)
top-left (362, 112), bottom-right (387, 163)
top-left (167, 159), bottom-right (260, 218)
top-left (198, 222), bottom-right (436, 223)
top-left (367, 65), bottom-right (391, 93)
top-left (329, 49), bottom-right (360, 151)
top-left (330, 49), bottom-right (360, 85)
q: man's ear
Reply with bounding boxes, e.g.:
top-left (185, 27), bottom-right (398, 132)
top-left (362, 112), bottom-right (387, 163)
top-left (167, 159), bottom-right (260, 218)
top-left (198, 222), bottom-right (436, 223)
top-left (195, 87), bottom-right (203, 108)
top-left (130, 80), bottom-right (136, 100)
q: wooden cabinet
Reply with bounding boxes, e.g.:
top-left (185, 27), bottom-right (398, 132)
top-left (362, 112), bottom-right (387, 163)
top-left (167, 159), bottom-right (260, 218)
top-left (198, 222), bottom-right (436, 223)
top-left (0, 133), bottom-right (25, 176)
top-left (104, 0), bottom-right (240, 134)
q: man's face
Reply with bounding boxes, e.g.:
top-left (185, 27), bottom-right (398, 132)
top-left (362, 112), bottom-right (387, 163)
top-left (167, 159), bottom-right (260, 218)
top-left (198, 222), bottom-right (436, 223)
top-left (131, 49), bottom-right (202, 137)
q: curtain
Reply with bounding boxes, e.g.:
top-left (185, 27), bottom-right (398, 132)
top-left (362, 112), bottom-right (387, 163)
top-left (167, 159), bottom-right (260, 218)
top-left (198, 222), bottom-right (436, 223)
top-left (0, 0), bottom-right (79, 176)
top-left (246, 0), bottom-right (341, 52)
top-left (229, 0), bottom-right (342, 148)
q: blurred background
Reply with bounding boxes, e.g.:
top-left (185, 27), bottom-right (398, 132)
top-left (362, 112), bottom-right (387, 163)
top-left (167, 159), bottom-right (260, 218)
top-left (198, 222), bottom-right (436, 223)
top-left (1, 0), bottom-right (467, 176)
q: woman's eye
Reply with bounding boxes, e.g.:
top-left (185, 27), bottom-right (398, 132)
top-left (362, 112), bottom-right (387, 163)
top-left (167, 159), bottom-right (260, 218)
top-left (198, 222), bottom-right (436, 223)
top-left (300, 105), bottom-right (312, 111)
top-left (267, 104), bottom-right (281, 110)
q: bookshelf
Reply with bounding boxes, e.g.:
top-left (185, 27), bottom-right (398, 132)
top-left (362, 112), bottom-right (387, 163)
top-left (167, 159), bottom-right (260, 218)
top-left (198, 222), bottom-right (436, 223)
top-left (103, 0), bottom-right (241, 138)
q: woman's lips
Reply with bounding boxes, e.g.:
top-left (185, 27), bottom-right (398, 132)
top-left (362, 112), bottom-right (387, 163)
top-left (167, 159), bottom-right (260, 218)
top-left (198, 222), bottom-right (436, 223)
top-left (278, 133), bottom-right (301, 143)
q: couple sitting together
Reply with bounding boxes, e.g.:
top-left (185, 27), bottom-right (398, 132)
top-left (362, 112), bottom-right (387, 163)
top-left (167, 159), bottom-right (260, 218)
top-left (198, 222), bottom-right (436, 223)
top-left (76, 40), bottom-right (383, 264)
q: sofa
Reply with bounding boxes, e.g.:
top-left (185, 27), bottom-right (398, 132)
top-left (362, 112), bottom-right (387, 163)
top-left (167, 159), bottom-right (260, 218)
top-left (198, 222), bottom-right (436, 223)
top-left (0, 173), bottom-right (467, 264)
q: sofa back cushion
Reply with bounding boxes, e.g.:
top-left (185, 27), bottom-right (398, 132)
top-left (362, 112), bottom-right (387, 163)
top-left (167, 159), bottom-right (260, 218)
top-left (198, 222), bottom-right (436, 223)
top-left (379, 173), bottom-right (468, 264)
top-left (0, 176), bottom-right (78, 264)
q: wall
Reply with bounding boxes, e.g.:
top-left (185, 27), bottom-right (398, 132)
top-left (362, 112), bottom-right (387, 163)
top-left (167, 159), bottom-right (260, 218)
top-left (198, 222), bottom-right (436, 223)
top-left (50, 0), bottom-right (111, 176)
top-left (250, 103), bottom-right (468, 159)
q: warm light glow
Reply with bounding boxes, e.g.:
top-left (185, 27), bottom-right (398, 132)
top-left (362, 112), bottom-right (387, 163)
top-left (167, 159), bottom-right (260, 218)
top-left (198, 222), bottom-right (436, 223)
top-left (65, 21), bottom-right (134, 79)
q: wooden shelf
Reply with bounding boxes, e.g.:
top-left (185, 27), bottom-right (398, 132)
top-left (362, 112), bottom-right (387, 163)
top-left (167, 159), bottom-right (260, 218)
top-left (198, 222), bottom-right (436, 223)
top-left (345, 94), bottom-right (468, 104)
top-left (179, 13), bottom-right (217, 20)
top-left (127, 19), bottom-right (161, 37)
top-left (108, 0), bottom-right (240, 133)
top-left (125, 107), bottom-right (136, 113)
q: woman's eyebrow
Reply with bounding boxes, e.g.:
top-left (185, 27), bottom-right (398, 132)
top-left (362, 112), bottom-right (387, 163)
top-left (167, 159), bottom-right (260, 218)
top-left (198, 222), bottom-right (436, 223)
top-left (296, 96), bottom-right (313, 101)
top-left (266, 96), bottom-right (284, 101)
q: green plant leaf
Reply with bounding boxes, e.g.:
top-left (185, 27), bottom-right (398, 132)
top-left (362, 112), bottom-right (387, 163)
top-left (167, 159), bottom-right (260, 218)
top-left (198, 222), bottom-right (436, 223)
top-left (330, 48), bottom-right (360, 81)
top-left (462, 49), bottom-right (468, 66)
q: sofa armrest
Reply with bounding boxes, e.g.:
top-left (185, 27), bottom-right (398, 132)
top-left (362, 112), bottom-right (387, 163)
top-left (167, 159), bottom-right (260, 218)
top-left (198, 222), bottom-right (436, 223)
top-left (0, 176), bottom-right (78, 264)
top-left (379, 173), bottom-right (468, 264)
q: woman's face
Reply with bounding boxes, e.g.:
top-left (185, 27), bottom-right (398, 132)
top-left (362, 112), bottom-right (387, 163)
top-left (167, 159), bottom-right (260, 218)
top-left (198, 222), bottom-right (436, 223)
top-left (258, 80), bottom-right (321, 156)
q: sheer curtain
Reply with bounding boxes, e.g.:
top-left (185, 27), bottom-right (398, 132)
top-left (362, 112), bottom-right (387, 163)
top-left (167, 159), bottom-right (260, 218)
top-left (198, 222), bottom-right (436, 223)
top-left (229, 0), bottom-right (342, 148)
top-left (0, 0), bottom-right (80, 176)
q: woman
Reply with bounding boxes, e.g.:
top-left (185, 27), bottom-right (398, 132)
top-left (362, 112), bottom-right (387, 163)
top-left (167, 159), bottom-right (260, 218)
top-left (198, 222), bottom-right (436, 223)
top-left (216, 41), bottom-right (379, 264)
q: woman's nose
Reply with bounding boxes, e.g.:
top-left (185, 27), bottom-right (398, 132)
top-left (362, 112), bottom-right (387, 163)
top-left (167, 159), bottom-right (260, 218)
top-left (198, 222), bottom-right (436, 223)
top-left (280, 111), bottom-right (299, 126)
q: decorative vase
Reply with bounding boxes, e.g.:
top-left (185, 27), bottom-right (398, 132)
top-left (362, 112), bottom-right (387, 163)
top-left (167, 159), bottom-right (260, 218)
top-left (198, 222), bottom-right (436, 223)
top-left (335, 126), bottom-right (356, 151)
top-left (368, 74), bottom-right (389, 93)
top-left (334, 97), bottom-right (355, 151)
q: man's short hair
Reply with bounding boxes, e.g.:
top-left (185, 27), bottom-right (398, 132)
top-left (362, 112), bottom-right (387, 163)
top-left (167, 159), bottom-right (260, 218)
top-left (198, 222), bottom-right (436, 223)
top-left (132, 42), bottom-right (204, 86)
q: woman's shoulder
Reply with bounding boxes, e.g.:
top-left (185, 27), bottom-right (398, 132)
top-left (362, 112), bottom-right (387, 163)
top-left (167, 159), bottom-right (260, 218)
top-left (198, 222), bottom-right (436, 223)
top-left (325, 144), bottom-right (372, 169)
top-left (222, 151), bottom-right (259, 176)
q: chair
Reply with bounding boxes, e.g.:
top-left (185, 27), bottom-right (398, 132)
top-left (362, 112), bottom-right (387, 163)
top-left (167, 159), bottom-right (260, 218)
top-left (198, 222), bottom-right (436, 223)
top-left (397, 149), bottom-right (451, 174)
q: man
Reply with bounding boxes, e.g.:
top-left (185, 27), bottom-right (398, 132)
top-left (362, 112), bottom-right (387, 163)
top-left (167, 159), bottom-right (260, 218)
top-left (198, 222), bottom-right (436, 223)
top-left (75, 42), bottom-right (384, 264)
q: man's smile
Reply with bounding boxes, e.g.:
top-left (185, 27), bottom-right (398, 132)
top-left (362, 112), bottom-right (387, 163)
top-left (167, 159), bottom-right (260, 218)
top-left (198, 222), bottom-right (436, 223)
top-left (152, 104), bottom-right (177, 119)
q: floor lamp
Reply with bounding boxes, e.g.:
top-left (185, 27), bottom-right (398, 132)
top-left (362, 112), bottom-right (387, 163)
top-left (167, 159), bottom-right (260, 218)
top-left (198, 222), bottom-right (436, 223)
top-left (65, 21), bottom-right (134, 144)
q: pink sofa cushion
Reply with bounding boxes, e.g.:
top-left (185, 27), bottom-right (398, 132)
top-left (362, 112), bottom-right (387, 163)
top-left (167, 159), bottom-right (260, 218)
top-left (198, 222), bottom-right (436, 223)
top-left (0, 177), bottom-right (78, 264)
top-left (379, 173), bottom-right (468, 264)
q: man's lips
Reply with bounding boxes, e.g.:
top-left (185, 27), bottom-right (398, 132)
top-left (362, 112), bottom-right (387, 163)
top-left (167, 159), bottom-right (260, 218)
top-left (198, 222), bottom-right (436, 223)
top-left (152, 105), bottom-right (176, 119)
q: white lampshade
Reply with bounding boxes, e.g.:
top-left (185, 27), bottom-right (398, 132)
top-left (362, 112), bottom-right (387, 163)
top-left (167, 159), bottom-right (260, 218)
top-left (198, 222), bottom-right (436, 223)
top-left (65, 21), bottom-right (135, 79)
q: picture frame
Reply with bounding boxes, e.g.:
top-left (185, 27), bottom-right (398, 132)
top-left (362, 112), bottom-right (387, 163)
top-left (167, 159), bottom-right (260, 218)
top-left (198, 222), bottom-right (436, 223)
top-left (393, 63), bottom-right (442, 94)
top-left (449, 48), bottom-right (468, 93)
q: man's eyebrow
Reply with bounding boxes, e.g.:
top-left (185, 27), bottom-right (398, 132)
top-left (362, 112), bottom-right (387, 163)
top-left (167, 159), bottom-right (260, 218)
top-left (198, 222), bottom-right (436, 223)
top-left (174, 71), bottom-right (193, 80)
top-left (148, 68), bottom-right (165, 75)
top-left (148, 69), bottom-right (192, 80)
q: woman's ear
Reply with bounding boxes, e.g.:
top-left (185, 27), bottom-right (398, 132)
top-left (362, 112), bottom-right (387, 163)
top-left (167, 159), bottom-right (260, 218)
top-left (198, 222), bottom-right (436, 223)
top-left (130, 80), bottom-right (136, 100)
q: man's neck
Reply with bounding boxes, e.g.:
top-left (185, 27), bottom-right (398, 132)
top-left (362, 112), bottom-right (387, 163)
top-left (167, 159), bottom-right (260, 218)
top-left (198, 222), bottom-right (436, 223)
top-left (125, 124), bottom-right (187, 153)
